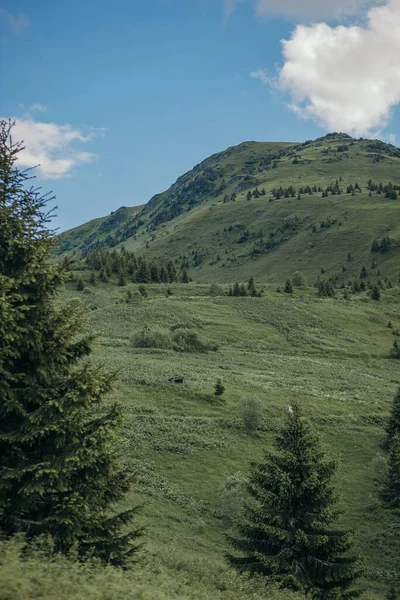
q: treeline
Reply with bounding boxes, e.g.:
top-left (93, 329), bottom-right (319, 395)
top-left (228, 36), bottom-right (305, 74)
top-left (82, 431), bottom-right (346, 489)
top-left (228, 277), bottom-right (262, 297)
top-left (367, 180), bottom-right (400, 199)
top-left (84, 247), bottom-right (188, 284)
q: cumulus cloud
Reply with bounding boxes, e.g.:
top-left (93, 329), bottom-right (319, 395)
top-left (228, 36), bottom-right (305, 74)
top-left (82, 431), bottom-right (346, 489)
top-left (254, 0), bottom-right (400, 136)
top-left (10, 118), bottom-right (99, 179)
top-left (0, 9), bottom-right (30, 34)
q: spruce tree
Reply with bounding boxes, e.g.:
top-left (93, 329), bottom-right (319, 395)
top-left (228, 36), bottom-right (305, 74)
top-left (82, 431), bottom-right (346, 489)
top-left (386, 388), bottom-right (400, 447)
top-left (247, 276), bottom-right (257, 297)
top-left (284, 279), bottom-right (293, 294)
top-left (383, 434), bottom-right (400, 507)
top-left (227, 403), bottom-right (359, 597)
top-left (214, 378), bottom-right (225, 398)
top-left (0, 120), bottom-right (141, 564)
top-left (389, 339), bottom-right (400, 359)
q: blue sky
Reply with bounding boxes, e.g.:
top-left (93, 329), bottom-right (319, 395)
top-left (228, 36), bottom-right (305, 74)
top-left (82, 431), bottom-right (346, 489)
top-left (1, 0), bottom-right (399, 231)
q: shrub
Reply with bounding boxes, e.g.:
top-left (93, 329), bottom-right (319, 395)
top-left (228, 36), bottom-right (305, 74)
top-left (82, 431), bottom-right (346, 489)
top-left (209, 283), bottom-right (224, 297)
top-left (171, 329), bottom-right (217, 353)
top-left (240, 398), bottom-right (263, 434)
top-left (131, 327), bottom-right (172, 349)
top-left (218, 472), bottom-right (248, 525)
top-left (292, 271), bottom-right (307, 288)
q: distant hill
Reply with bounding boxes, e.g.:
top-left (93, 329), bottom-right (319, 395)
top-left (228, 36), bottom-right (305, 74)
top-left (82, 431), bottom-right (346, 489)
top-left (57, 133), bottom-right (400, 283)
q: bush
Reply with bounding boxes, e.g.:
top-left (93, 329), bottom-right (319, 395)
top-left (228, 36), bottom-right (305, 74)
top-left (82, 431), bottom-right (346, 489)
top-left (218, 472), bottom-right (248, 525)
top-left (209, 283), bottom-right (224, 297)
top-left (292, 271), bottom-right (307, 288)
top-left (171, 329), bottom-right (217, 353)
top-left (240, 398), bottom-right (263, 434)
top-left (131, 327), bottom-right (171, 349)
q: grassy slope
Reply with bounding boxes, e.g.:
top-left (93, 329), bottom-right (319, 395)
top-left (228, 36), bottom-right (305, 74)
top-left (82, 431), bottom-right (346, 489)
top-left (61, 278), bottom-right (400, 599)
top-left (58, 134), bottom-right (400, 284)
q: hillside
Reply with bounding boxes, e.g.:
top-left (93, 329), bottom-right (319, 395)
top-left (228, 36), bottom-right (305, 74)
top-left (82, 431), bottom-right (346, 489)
top-left (58, 277), bottom-right (400, 598)
top-left (57, 133), bottom-right (400, 284)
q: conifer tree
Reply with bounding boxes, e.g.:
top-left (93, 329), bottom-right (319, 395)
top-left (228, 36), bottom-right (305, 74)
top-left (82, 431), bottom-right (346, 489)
top-left (181, 268), bottom-right (189, 283)
top-left (227, 403), bottom-right (359, 597)
top-left (247, 276), bottom-right (257, 297)
top-left (214, 378), bottom-right (225, 398)
top-left (390, 339), bottom-right (400, 359)
top-left (386, 388), bottom-right (400, 447)
top-left (383, 434), bottom-right (400, 507)
top-left (284, 279), bottom-right (293, 294)
top-left (0, 120), bottom-right (141, 564)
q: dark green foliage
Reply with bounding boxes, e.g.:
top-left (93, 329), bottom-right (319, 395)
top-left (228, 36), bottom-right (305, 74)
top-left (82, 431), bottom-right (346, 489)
top-left (182, 268), bottom-right (189, 283)
top-left (89, 271), bottom-right (96, 285)
top-left (76, 277), bottom-right (85, 291)
top-left (214, 378), bottom-right (225, 398)
top-left (389, 340), bottom-right (400, 359)
top-left (247, 276), bottom-right (257, 297)
top-left (386, 388), bottom-right (400, 447)
top-left (386, 586), bottom-right (398, 600)
top-left (284, 279), bottom-right (293, 294)
top-left (0, 120), bottom-right (141, 564)
top-left (371, 285), bottom-right (380, 300)
top-left (360, 266), bottom-right (368, 279)
top-left (383, 434), bottom-right (400, 507)
top-left (227, 404), bottom-right (360, 598)
top-left (316, 277), bottom-right (336, 298)
top-left (292, 271), bottom-right (306, 288)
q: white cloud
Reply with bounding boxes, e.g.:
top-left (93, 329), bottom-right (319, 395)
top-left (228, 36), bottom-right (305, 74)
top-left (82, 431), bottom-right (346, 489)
top-left (251, 69), bottom-right (273, 85)
top-left (254, 0), bottom-right (381, 21)
top-left (9, 118), bottom-right (99, 179)
top-left (30, 103), bottom-right (48, 113)
top-left (255, 0), bottom-right (400, 136)
top-left (0, 9), bottom-right (30, 34)
top-left (224, 0), bottom-right (245, 20)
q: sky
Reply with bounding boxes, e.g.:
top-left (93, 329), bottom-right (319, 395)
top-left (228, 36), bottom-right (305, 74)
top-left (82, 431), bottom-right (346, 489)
top-left (1, 0), bottom-right (400, 231)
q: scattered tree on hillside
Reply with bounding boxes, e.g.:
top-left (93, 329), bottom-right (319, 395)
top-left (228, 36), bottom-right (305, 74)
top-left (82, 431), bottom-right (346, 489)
top-left (390, 340), bottom-right (400, 359)
top-left (214, 378), bottom-right (225, 398)
top-left (386, 388), bottom-right (400, 448)
top-left (383, 434), bottom-right (400, 507)
top-left (226, 403), bottom-right (360, 597)
top-left (0, 120), bottom-right (141, 564)
top-left (292, 271), bottom-right (307, 288)
top-left (284, 279), bottom-right (293, 294)
top-left (371, 285), bottom-right (380, 300)
top-left (247, 276), bottom-right (257, 297)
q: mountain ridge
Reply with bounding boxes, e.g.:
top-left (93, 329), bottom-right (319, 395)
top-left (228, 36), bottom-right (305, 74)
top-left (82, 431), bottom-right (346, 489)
top-left (57, 133), bottom-right (400, 284)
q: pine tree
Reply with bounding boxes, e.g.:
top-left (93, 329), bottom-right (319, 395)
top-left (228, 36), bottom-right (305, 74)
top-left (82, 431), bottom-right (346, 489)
top-left (284, 279), bottom-right (293, 294)
top-left (386, 388), bottom-right (400, 447)
top-left (181, 268), bottom-right (189, 283)
top-left (0, 120), bottom-right (141, 564)
top-left (232, 282), bottom-right (241, 297)
top-left (89, 271), bottom-right (96, 285)
top-left (227, 403), bottom-right (359, 597)
top-left (247, 276), bottom-right (257, 297)
top-left (383, 434), bottom-right (400, 507)
top-left (214, 378), bottom-right (225, 398)
top-left (390, 339), bottom-right (400, 359)
top-left (76, 277), bottom-right (85, 291)
top-left (371, 285), bottom-right (380, 300)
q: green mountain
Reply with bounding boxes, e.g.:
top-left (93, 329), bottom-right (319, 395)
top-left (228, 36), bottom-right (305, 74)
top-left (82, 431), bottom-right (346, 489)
top-left (58, 133), bottom-right (400, 283)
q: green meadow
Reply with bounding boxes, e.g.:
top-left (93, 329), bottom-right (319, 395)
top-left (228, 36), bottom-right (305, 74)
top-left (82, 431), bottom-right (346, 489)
top-left (58, 277), bottom-right (400, 598)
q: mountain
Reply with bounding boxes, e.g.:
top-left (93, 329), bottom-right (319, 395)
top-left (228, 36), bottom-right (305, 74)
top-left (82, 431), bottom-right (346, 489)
top-left (57, 133), bottom-right (400, 283)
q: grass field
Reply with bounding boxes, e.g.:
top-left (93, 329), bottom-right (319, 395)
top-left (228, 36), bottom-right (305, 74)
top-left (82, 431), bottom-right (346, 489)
top-left (59, 277), bottom-right (400, 599)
